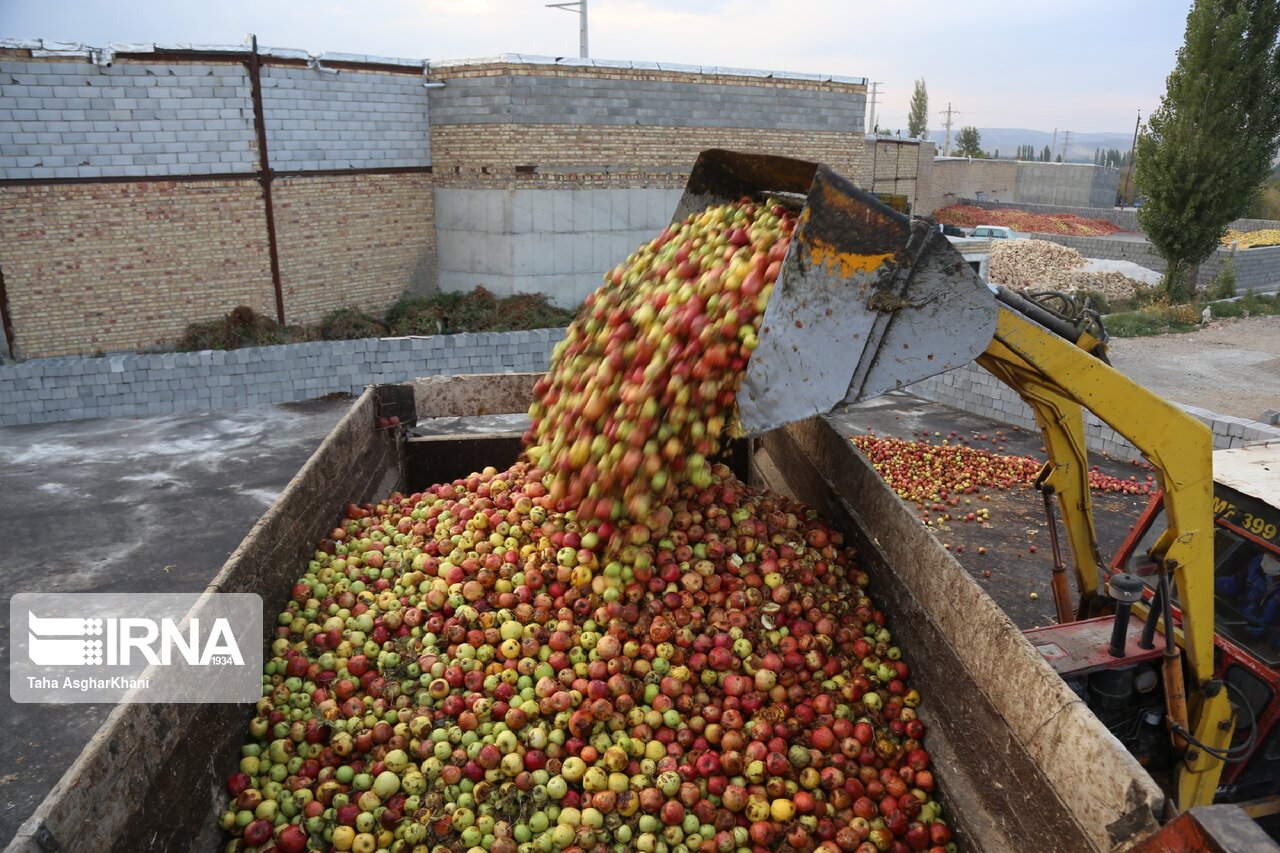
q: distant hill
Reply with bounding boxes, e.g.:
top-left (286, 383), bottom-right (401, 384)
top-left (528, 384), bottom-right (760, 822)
top-left (931, 128), bottom-right (1135, 163)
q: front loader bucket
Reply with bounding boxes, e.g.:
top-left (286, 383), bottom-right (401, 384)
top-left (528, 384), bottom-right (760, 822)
top-left (674, 150), bottom-right (998, 435)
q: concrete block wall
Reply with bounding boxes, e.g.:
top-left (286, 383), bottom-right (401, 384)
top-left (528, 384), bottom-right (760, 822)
top-left (425, 59), bottom-right (874, 307)
top-left (1033, 234), bottom-right (1280, 291)
top-left (427, 71), bottom-right (864, 132)
top-left (426, 59), bottom-right (868, 180)
top-left (1228, 217), bottom-right (1280, 234)
top-left (2, 46), bottom-right (887, 358)
top-left (905, 362), bottom-right (1280, 461)
top-left (1, 46), bottom-right (440, 359)
top-left (435, 187), bottom-right (682, 305)
top-left (0, 60), bottom-right (257, 180)
top-left (0, 328), bottom-right (566, 426)
top-left (261, 66), bottom-right (429, 170)
top-left (964, 200), bottom-right (1280, 237)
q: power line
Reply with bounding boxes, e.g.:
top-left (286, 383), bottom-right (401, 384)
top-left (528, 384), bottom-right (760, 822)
top-left (867, 82), bottom-right (882, 135)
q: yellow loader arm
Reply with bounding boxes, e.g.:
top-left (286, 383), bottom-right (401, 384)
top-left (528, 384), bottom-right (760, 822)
top-left (977, 305), bottom-right (1232, 810)
top-left (672, 148), bottom-right (1232, 811)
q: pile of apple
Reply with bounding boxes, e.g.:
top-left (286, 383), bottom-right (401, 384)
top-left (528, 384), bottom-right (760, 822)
top-left (849, 432), bottom-right (1155, 525)
top-left (524, 198), bottom-right (792, 537)
top-left (222, 200), bottom-right (956, 853)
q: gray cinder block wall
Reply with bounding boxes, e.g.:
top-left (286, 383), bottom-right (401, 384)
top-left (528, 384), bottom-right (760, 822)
top-left (1, 60), bottom-right (257, 180)
top-left (1032, 234), bottom-right (1280, 290)
top-left (964, 199), bottom-right (1280, 236)
top-left (260, 66), bottom-right (429, 170)
top-left (0, 329), bottom-right (566, 426)
top-left (0, 54), bottom-right (433, 182)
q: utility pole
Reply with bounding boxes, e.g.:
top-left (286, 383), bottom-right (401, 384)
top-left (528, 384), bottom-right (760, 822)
top-left (867, 82), bottom-right (882, 135)
top-left (1121, 110), bottom-right (1141, 207)
top-left (546, 0), bottom-right (588, 58)
top-left (941, 103), bottom-right (955, 156)
top-left (1060, 130), bottom-right (1071, 161)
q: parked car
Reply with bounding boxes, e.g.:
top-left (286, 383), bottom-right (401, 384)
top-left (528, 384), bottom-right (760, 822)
top-left (969, 225), bottom-right (1016, 240)
top-left (939, 223), bottom-right (967, 237)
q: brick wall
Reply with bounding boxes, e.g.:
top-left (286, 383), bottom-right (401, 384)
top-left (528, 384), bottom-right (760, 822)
top-left (429, 124), bottom-right (865, 183)
top-left (3, 45), bottom-right (879, 359)
top-left (0, 179), bottom-right (273, 357)
top-left (0, 59), bottom-right (257, 180)
top-left (274, 173), bottom-right (436, 320)
top-left (261, 66), bottom-right (429, 170)
top-left (862, 137), bottom-right (923, 209)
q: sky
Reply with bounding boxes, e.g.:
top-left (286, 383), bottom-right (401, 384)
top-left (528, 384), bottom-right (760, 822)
top-left (1, 0), bottom-right (1192, 136)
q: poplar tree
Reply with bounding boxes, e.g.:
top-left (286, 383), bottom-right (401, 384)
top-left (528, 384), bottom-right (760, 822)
top-left (1136, 0), bottom-right (1280, 299)
top-left (907, 79), bottom-right (929, 139)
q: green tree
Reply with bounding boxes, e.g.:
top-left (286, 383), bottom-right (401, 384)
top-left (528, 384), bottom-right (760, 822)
top-left (907, 79), bottom-right (929, 139)
top-left (955, 126), bottom-right (984, 157)
top-left (1248, 173), bottom-right (1280, 218)
top-left (1041, 144), bottom-right (1052, 162)
top-left (1136, 0), bottom-right (1280, 299)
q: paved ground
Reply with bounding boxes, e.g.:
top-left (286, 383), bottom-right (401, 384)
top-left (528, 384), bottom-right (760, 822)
top-left (0, 397), bottom-right (352, 842)
top-left (833, 393), bottom-right (1153, 629)
top-left (1107, 315), bottom-right (1280, 422)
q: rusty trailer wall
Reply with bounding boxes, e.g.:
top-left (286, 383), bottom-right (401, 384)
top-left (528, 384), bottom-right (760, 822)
top-left (757, 418), bottom-right (1166, 852)
top-left (6, 389), bottom-right (399, 853)
top-left (7, 374), bottom-right (1169, 852)
top-left (5, 376), bottom-right (543, 852)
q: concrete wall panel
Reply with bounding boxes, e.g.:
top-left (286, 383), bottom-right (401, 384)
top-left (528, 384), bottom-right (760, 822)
top-left (1013, 162), bottom-right (1119, 207)
top-left (433, 186), bottom-right (681, 306)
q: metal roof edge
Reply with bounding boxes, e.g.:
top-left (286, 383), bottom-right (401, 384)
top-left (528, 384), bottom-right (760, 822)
top-left (4, 38), bottom-right (868, 83)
